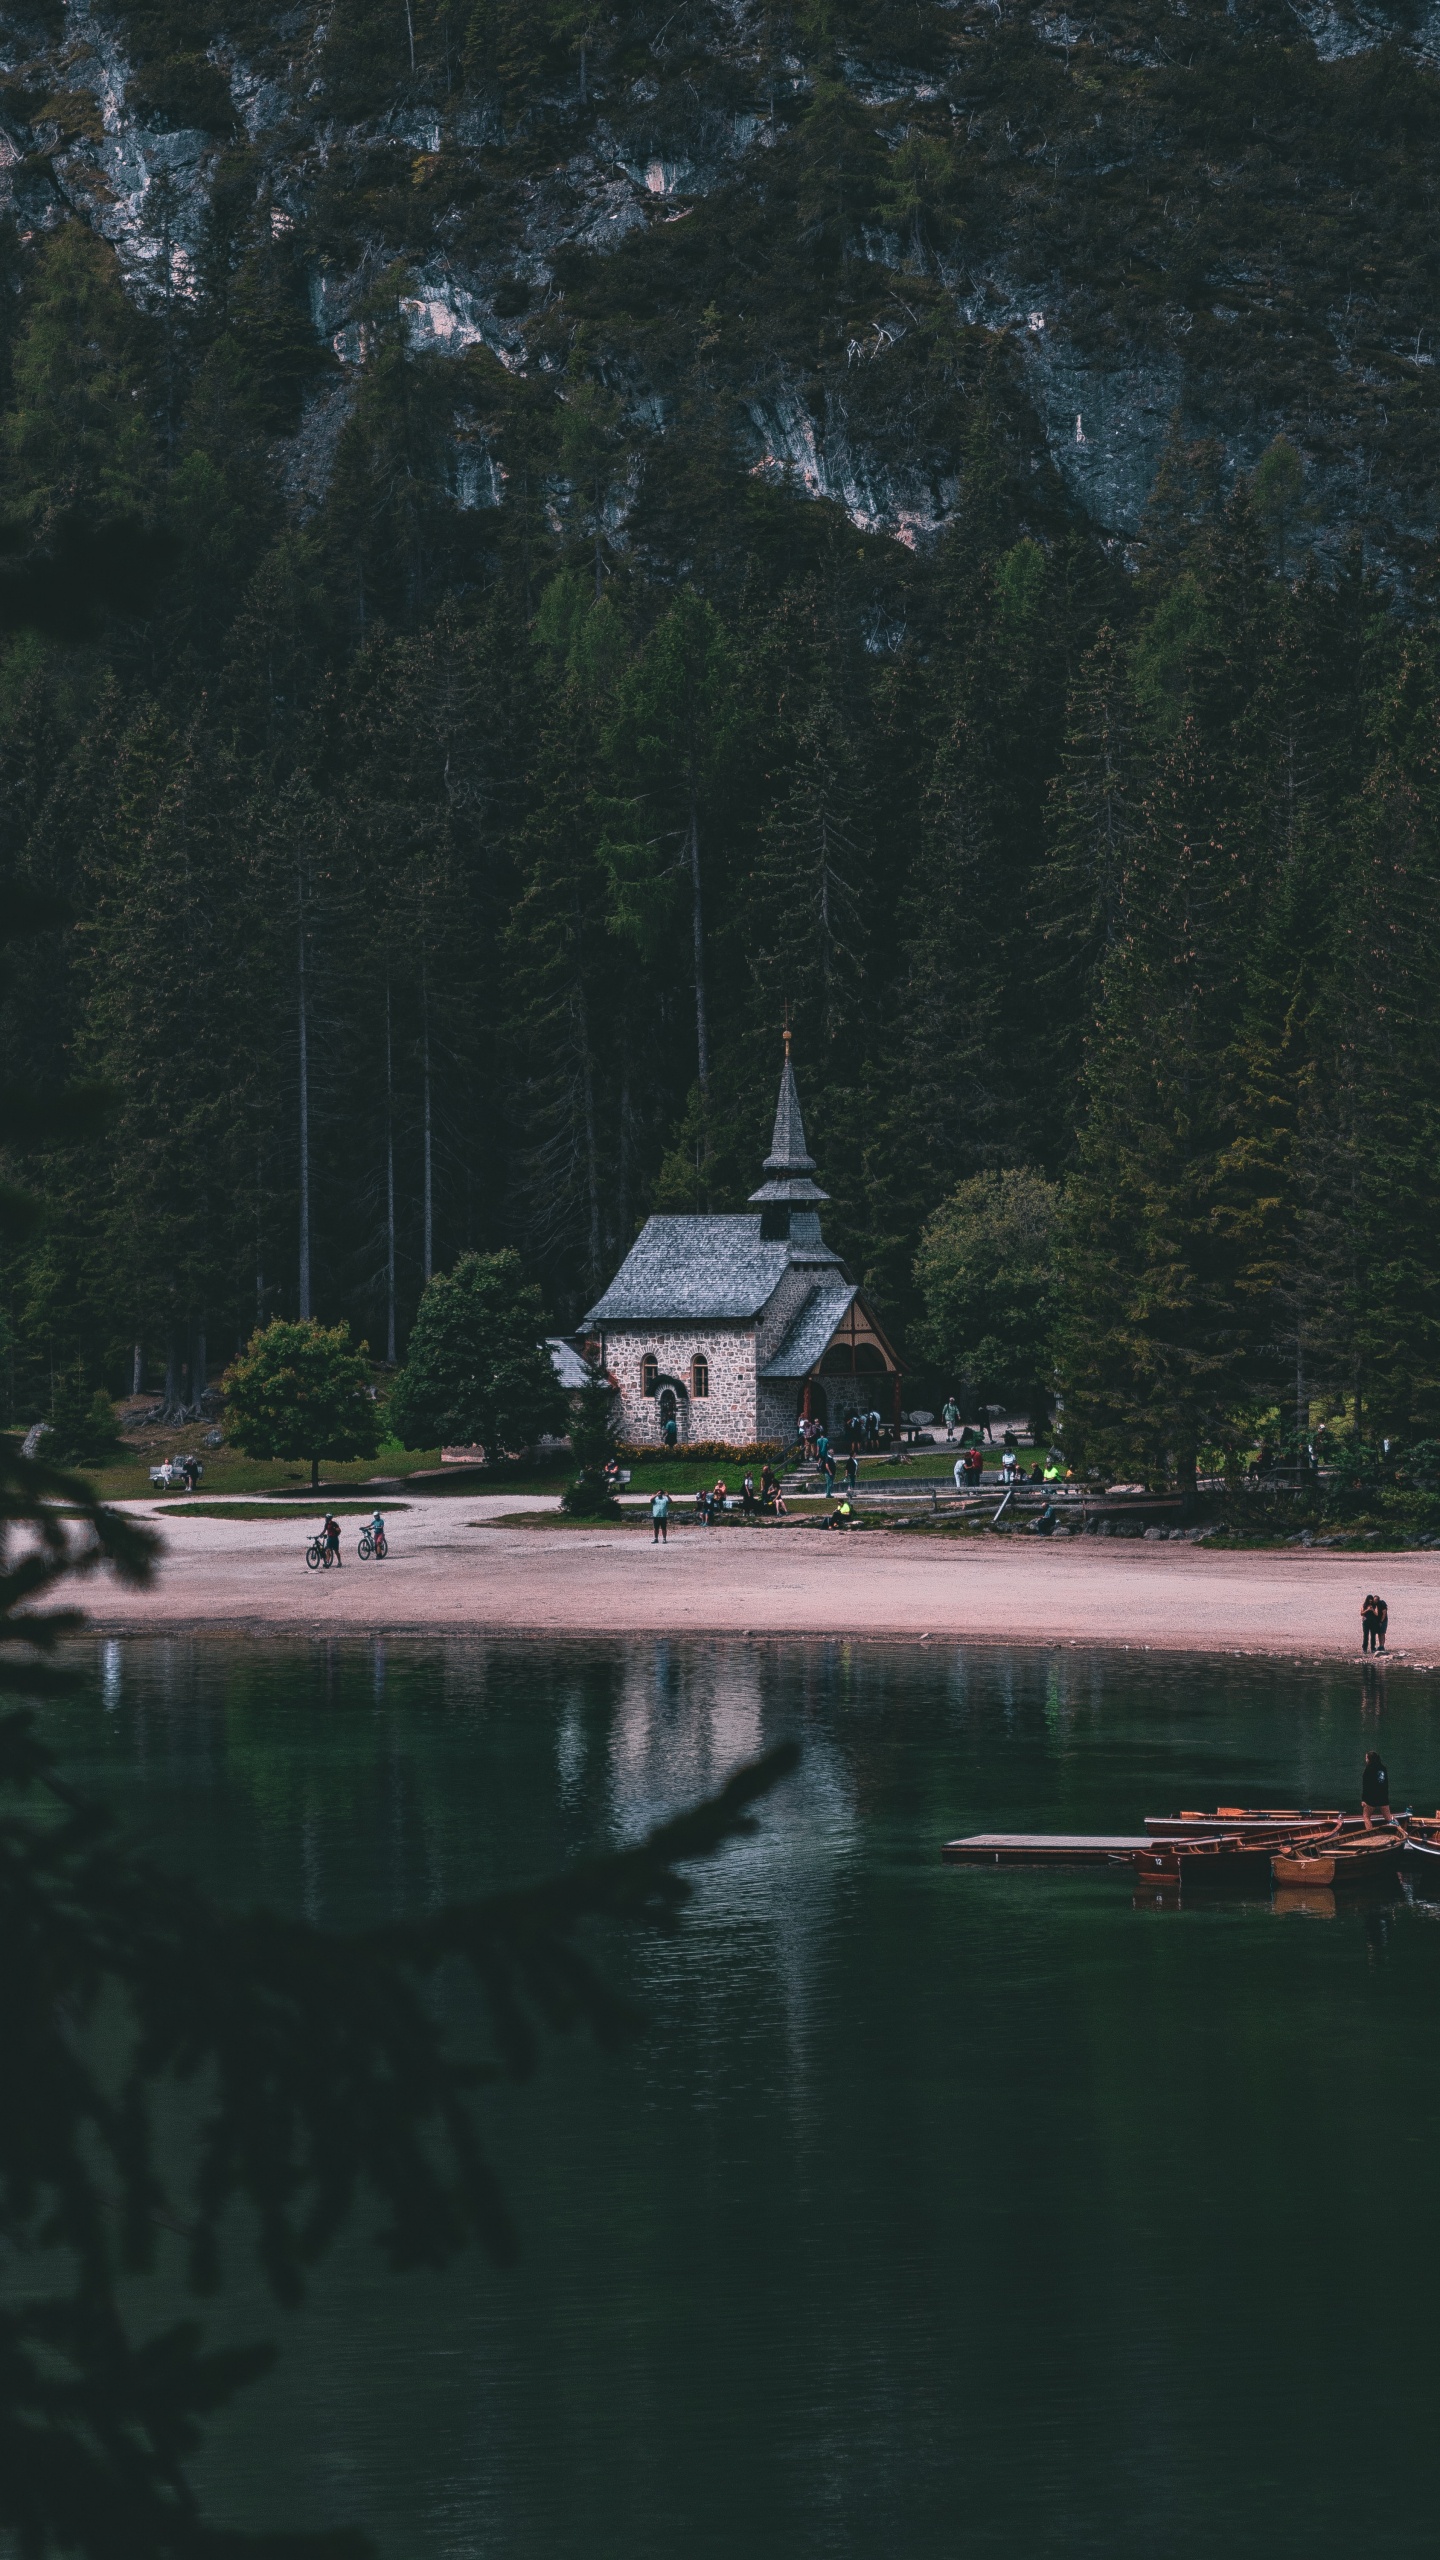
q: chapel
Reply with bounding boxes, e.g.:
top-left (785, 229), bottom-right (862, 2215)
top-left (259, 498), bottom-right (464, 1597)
top-left (580, 1041), bottom-right (902, 1451)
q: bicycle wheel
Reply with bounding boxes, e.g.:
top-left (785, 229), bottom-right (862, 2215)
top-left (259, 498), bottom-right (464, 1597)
top-left (306, 1542), bottom-right (322, 1570)
top-left (357, 1533), bottom-right (373, 1560)
top-left (374, 1533), bottom-right (387, 1558)
top-left (321, 1544), bottom-right (336, 1568)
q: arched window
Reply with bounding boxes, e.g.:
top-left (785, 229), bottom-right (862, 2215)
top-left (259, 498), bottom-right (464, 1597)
top-left (691, 1353), bottom-right (710, 1398)
top-left (641, 1354), bottom-right (659, 1397)
top-left (854, 1342), bottom-right (886, 1374)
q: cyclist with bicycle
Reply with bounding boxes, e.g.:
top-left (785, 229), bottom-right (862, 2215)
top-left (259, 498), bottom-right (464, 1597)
top-left (323, 1514), bottom-right (343, 1567)
top-left (369, 1509), bottom-right (386, 1555)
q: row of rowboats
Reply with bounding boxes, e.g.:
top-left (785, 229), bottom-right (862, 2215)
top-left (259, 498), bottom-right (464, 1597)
top-left (1131, 1807), bottom-right (1440, 1892)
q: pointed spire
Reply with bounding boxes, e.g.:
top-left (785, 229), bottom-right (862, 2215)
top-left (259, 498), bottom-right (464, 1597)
top-left (765, 1054), bottom-right (817, 1176)
top-left (749, 1033), bottom-right (829, 1206)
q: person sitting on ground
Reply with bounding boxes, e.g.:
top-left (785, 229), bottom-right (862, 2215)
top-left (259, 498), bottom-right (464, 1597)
top-left (825, 1495), bottom-right (854, 1531)
top-left (1001, 1448), bottom-right (1018, 1485)
top-left (1029, 1462), bottom-right (1042, 1484)
top-left (1043, 1460), bottom-right (1062, 1483)
top-left (603, 1455), bottom-right (622, 1490)
top-left (712, 1476), bottom-right (729, 1520)
top-left (323, 1513), bottom-right (342, 1566)
top-left (1361, 1747), bottom-right (1391, 1827)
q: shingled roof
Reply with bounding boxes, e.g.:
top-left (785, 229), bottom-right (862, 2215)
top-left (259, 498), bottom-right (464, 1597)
top-left (583, 1048), bottom-right (848, 1327)
top-left (759, 1281), bottom-right (858, 1378)
top-left (582, 1215), bottom-right (794, 1323)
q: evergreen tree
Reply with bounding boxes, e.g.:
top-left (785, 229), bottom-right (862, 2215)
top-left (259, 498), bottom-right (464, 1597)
top-left (388, 1249), bottom-right (567, 1458)
top-left (1057, 719), bottom-right (1280, 1494)
top-left (560, 1363), bottom-right (622, 1515)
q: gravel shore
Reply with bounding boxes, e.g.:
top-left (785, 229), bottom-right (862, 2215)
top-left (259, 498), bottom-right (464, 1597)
top-left (60, 1495), bottom-right (1440, 1664)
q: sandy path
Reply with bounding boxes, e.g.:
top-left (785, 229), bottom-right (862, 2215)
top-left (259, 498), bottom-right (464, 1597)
top-left (60, 1497), bottom-right (1440, 1662)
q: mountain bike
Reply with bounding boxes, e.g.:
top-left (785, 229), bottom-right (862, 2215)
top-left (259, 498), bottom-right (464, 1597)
top-left (306, 1537), bottom-right (336, 1570)
top-left (357, 1528), bottom-right (388, 1560)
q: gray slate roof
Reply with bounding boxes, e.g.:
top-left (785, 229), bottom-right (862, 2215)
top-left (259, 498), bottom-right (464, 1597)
top-left (547, 1336), bottom-right (594, 1391)
top-left (582, 1215), bottom-right (794, 1323)
top-left (759, 1282), bottom-right (858, 1379)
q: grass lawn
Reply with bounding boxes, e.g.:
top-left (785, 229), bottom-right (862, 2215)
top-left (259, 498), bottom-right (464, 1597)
top-left (39, 1433), bottom-right (1052, 1508)
top-left (486, 1498), bottom-right (834, 1528)
top-left (72, 1448), bottom-right (445, 1502)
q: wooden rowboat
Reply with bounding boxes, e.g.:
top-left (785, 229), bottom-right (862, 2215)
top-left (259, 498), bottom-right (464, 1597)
top-left (1144, 1807), bottom-right (1341, 1838)
top-left (1271, 1832), bottom-right (1403, 1888)
top-left (1135, 1815), bottom-right (1352, 1889)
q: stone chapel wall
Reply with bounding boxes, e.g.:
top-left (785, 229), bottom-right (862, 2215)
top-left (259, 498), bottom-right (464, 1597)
top-left (606, 1326), bottom-right (761, 1448)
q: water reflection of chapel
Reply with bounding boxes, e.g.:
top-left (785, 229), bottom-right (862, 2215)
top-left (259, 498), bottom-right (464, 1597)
top-left (581, 1043), bottom-right (902, 1450)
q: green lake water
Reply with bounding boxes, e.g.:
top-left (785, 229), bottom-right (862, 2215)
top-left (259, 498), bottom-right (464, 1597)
top-left (37, 1635), bottom-right (1440, 2558)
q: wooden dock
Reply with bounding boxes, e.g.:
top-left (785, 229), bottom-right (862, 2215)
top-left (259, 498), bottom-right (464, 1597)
top-left (941, 1832), bottom-right (1151, 1867)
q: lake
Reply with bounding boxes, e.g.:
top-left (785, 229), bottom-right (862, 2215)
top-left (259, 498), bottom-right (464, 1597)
top-left (36, 1634), bottom-right (1440, 2559)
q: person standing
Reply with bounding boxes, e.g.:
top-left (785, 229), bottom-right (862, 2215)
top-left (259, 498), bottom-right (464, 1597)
top-left (1361, 1594), bottom-right (1378, 1653)
top-left (1361, 1748), bottom-right (1390, 1826)
top-left (845, 1449), bottom-right (858, 1492)
top-left (942, 1397), bottom-right (960, 1441)
top-left (823, 1448), bottom-right (836, 1497)
top-left (651, 1489), bottom-right (670, 1544)
top-left (323, 1513), bottom-right (342, 1567)
top-left (1375, 1594), bottom-right (1389, 1653)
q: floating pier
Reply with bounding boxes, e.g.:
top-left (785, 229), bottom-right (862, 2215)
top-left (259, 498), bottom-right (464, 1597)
top-left (943, 1809), bottom-right (1347, 1870)
top-left (944, 1807), bottom-right (1438, 1886)
top-left (942, 1832), bottom-right (1151, 1866)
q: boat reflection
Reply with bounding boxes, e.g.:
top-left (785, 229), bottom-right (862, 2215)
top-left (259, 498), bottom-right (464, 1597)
top-left (1273, 1885), bottom-right (1338, 1919)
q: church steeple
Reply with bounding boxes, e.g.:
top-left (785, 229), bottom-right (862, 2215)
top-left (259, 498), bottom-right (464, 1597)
top-left (749, 1038), bottom-right (830, 1210)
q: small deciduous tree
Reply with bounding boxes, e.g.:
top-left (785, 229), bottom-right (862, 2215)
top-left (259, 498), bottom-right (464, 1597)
top-left (223, 1318), bottom-right (379, 1489)
top-left (387, 1249), bottom-right (566, 1461)
top-left (916, 1167), bottom-right (1060, 1439)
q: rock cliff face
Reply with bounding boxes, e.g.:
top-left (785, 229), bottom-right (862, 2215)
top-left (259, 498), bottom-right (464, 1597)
top-left (1, 0), bottom-right (1436, 571)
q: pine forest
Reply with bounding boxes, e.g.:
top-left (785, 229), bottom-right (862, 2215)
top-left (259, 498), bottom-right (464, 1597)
top-left (3, 0), bottom-right (1440, 1486)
